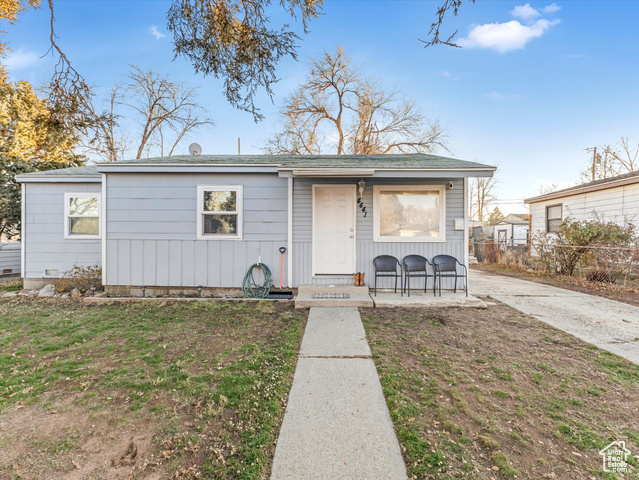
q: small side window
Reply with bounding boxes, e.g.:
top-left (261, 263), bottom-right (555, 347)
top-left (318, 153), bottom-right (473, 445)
top-left (64, 193), bottom-right (101, 239)
top-left (546, 204), bottom-right (562, 233)
top-left (197, 185), bottom-right (243, 240)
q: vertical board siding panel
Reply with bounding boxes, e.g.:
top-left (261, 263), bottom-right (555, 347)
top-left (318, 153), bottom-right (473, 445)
top-left (156, 240), bottom-right (170, 285)
top-left (117, 240), bottom-right (131, 285)
top-left (130, 240), bottom-right (144, 285)
top-left (194, 242), bottom-right (208, 286)
top-left (106, 240), bottom-right (118, 285)
top-left (182, 242), bottom-right (196, 286)
top-left (143, 241), bottom-right (156, 285)
top-left (207, 242), bottom-right (221, 287)
top-left (169, 241), bottom-right (182, 286)
top-left (220, 242), bottom-right (234, 287)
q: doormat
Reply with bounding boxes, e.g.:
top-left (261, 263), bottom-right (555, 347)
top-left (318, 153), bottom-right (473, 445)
top-left (311, 293), bottom-right (351, 299)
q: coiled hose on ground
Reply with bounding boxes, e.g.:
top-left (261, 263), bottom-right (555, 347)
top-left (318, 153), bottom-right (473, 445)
top-left (241, 262), bottom-right (272, 298)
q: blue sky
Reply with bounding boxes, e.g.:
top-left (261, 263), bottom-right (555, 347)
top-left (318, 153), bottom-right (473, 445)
top-left (3, 0), bottom-right (639, 213)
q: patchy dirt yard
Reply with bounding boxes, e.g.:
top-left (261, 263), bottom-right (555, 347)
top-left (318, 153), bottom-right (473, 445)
top-left (361, 304), bottom-right (639, 480)
top-left (472, 264), bottom-right (639, 308)
top-left (0, 298), bottom-right (305, 480)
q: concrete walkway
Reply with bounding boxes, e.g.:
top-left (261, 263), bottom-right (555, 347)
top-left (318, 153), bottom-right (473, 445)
top-left (271, 307), bottom-right (407, 480)
top-left (471, 269), bottom-right (639, 364)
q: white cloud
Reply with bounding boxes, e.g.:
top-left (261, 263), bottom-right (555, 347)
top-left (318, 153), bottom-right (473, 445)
top-left (511, 4), bottom-right (541, 21)
top-left (149, 25), bottom-right (165, 40)
top-left (4, 48), bottom-right (40, 71)
top-left (542, 3), bottom-right (561, 14)
top-left (441, 71), bottom-right (452, 77)
top-left (459, 19), bottom-right (560, 53)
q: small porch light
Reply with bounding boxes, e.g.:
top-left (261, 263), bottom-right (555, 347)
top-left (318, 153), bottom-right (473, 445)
top-left (358, 179), bottom-right (366, 199)
top-left (197, 285), bottom-right (203, 297)
top-left (141, 285), bottom-right (147, 298)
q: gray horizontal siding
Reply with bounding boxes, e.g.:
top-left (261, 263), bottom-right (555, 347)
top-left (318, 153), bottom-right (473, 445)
top-left (106, 239), bottom-right (287, 288)
top-left (24, 182), bottom-right (102, 279)
top-left (104, 173), bottom-right (288, 287)
top-left (292, 178), bottom-right (466, 288)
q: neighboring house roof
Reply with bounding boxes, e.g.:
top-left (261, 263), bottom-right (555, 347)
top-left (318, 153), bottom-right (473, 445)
top-left (496, 220), bottom-right (529, 226)
top-left (17, 153), bottom-right (496, 182)
top-left (525, 169), bottom-right (639, 204)
top-left (503, 213), bottom-right (528, 221)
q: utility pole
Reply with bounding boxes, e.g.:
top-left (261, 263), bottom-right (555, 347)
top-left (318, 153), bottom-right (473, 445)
top-left (586, 147), bottom-right (598, 181)
top-left (238, 137), bottom-right (241, 155)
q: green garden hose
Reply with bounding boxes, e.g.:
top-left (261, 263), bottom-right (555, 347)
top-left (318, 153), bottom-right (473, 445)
top-left (241, 262), bottom-right (272, 299)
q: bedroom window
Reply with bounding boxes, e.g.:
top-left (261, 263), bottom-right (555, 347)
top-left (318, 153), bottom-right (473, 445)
top-left (546, 204), bottom-right (562, 233)
top-left (197, 185), bottom-right (243, 240)
top-left (373, 185), bottom-right (446, 242)
top-left (64, 193), bottom-right (101, 239)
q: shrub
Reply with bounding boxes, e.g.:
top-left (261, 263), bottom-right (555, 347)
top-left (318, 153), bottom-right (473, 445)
top-left (56, 264), bottom-right (102, 292)
top-left (535, 218), bottom-right (638, 279)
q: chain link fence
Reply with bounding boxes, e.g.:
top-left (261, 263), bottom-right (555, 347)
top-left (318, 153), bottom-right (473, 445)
top-left (472, 239), bottom-right (639, 285)
top-left (0, 243), bottom-right (21, 277)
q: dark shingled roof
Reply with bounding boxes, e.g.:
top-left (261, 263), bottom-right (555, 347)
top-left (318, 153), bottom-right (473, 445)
top-left (108, 153), bottom-right (492, 169)
top-left (19, 154), bottom-right (495, 178)
top-left (525, 169), bottom-right (639, 203)
top-left (18, 165), bottom-right (100, 177)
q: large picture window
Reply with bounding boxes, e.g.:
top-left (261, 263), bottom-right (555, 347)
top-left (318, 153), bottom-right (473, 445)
top-left (373, 185), bottom-right (446, 242)
top-left (546, 204), bottom-right (562, 233)
top-left (197, 185), bottom-right (243, 240)
top-left (64, 193), bottom-right (101, 239)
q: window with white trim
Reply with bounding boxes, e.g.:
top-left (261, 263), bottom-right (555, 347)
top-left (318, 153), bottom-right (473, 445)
top-left (546, 204), bottom-right (562, 233)
top-left (64, 193), bottom-right (101, 239)
top-left (197, 185), bottom-right (243, 239)
top-left (373, 185), bottom-right (446, 242)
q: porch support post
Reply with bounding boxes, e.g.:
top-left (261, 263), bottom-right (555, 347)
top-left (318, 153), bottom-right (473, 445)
top-left (287, 176), bottom-right (293, 288)
top-left (463, 177), bottom-right (470, 290)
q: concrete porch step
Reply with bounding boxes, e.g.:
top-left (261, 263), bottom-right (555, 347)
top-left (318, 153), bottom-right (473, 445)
top-left (294, 293), bottom-right (374, 309)
top-left (298, 284), bottom-right (369, 295)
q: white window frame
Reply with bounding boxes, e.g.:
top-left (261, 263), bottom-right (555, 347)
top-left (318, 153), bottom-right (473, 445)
top-left (373, 185), bottom-right (446, 243)
top-left (197, 185), bottom-right (243, 240)
top-left (64, 193), bottom-right (101, 239)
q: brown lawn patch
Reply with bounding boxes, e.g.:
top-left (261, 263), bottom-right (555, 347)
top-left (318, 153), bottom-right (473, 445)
top-left (0, 298), bottom-right (306, 479)
top-left (361, 304), bottom-right (639, 479)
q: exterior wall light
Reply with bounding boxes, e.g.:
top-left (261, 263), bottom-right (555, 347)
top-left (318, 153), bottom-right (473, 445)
top-left (358, 179), bottom-right (366, 199)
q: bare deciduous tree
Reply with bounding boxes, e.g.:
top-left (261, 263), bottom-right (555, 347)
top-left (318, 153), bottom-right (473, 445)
top-left (469, 177), bottom-right (496, 222)
top-left (265, 47), bottom-right (446, 155)
top-left (167, 0), bottom-right (323, 121)
top-left (581, 137), bottom-right (639, 182)
top-left (82, 67), bottom-right (213, 162)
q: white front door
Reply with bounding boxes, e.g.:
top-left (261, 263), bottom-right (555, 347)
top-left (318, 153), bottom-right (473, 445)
top-left (313, 185), bottom-right (356, 275)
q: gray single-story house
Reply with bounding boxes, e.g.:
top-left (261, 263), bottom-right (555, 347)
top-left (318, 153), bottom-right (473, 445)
top-left (16, 154), bottom-right (496, 293)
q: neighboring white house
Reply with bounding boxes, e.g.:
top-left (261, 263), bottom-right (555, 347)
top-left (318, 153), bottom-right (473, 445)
top-left (524, 170), bottom-right (639, 237)
top-left (494, 220), bottom-right (529, 247)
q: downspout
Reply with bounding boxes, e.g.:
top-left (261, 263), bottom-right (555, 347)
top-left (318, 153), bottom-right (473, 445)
top-left (287, 177), bottom-right (293, 288)
top-left (101, 173), bottom-right (107, 285)
top-left (463, 177), bottom-right (469, 288)
top-left (20, 183), bottom-right (25, 278)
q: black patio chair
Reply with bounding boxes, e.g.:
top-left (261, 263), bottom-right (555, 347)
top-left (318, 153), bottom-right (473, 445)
top-left (373, 255), bottom-right (402, 296)
top-left (402, 255), bottom-right (435, 297)
top-left (432, 254), bottom-right (468, 297)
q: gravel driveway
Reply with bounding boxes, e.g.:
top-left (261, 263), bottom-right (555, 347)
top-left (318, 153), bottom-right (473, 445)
top-left (470, 269), bottom-right (639, 365)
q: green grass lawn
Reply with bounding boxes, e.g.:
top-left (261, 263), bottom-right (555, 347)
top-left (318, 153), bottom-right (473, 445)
top-left (0, 297), bottom-right (305, 479)
top-left (361, 304), bottom-right (639, 480)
